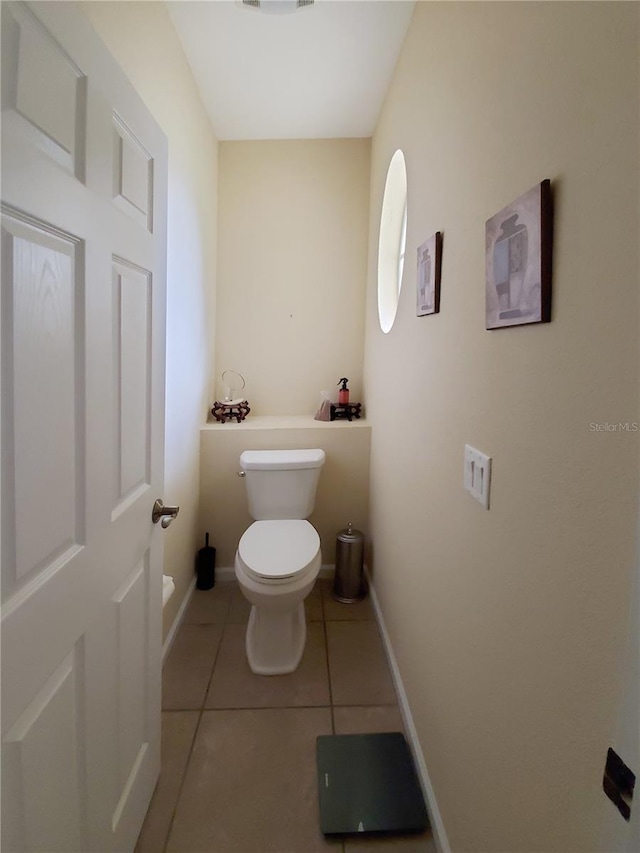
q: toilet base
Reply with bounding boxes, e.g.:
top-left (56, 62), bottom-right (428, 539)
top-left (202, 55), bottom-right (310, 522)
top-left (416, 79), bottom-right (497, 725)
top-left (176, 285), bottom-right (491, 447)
top-left (235, 542), bottom-right (321, 676)
top-left (245, 602), bottom-right (306, 675)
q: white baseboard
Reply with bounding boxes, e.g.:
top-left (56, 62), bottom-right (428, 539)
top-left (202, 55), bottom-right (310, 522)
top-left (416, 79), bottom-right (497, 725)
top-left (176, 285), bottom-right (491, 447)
top-left (215, 563), bottom-right (336, 581)
top-left (365, 569), bottom-right (451, 853)
top-left (319, 563), bottom-right (335, 579)
top-left (162, 574), bottom-right (197, 663)
top-left (215, 566), bottom-right (236, 581)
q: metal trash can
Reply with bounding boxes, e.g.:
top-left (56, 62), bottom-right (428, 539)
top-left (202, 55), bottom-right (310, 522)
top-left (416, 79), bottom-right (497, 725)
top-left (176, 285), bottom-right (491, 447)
top-left (332, 523), bottom-right (365, 603)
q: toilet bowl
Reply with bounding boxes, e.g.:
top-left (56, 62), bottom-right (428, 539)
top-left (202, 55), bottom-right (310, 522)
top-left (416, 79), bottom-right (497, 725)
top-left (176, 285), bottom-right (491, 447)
top-left (235, 519), bottom-right (321, 675)
top-left (234, 448), bottom-right (325, 675)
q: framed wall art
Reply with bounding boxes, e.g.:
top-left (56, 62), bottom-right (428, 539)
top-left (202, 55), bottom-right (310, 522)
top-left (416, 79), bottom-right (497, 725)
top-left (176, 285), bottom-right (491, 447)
top-left (416, 231), bottom-right (442, 316)
top-left (485, 179), bottom-right (552, 330)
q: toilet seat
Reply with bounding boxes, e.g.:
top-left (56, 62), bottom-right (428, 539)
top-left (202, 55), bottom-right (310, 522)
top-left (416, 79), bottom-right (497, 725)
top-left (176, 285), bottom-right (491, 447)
top-left (238, 520), bottom-right (320, 585)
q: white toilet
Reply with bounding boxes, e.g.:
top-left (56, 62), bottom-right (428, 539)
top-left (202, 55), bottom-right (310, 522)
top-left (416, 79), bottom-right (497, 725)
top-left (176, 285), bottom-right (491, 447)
top-left (235, 448), bottom-right (326, 675)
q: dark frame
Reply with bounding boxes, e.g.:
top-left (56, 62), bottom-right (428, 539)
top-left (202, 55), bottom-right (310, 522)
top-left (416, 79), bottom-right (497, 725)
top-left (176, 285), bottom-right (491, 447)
top-left (485, 179), bottom-right (552, 330)
top-left (416, 231), bottom-right (442, 317)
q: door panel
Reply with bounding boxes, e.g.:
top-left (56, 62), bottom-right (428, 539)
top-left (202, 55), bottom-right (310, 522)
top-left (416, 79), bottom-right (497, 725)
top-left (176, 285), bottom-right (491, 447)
top-left (1, 3), bottom-right (167, 850)
top-left (2, 1), bottom-right (86, 177)
top-left (111, 554), bottom-right (150, 835)
top-left (3, 644), bottom-right (87, 852)
top-left (2, 211), bottom-right (84, 587)
top-left (113, 259), bottom-right (152, 514)
top-left (112, 116), bottom-right (154, 231)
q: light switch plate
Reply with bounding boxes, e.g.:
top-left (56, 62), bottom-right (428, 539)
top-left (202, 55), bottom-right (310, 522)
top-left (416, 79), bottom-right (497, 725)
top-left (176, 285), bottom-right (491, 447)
top-left (464, 445), bottom-right (491, 509)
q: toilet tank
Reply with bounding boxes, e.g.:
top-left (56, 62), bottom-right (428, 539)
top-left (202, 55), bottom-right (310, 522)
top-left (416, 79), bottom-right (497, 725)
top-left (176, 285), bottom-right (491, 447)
top-left (240, 449), bottom-right (325, 520)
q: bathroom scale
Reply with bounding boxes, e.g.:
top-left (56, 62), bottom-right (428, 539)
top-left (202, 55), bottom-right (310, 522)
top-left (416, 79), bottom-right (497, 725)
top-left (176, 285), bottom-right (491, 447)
top-left (316, 732), bottom-right (428, 835)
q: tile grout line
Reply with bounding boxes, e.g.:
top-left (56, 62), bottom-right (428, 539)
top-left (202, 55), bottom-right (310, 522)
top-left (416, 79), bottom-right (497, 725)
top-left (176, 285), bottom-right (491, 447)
top-left (167, 701), bottom-right (399, 712)
top-left (160, 706), bottom-right (202, 853)
top-left (200, 586), bottom-right (233, 700)
top-left (160, 587), bottom-right (233, 853)
top-left (204, 703), bottom-right (334, 712)
top-left (320, 581), bottom-right (336, 736)
top-left (321, 582), bottom-right (345, 853)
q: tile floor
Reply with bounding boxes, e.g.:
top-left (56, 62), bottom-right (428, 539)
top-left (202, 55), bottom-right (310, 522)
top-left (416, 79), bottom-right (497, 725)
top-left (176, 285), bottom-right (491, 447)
top-left (137, 580), bottom-right (435, 853)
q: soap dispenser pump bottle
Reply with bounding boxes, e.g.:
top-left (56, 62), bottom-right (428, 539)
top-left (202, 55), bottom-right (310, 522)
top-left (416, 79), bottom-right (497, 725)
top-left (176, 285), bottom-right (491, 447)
top-left (338, 377), bottom-right (350, 405)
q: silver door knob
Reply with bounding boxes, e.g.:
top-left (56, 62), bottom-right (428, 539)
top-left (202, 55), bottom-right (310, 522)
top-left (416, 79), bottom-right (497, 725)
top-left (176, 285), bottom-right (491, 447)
top-left (152, 499), bottom-right (180, 529)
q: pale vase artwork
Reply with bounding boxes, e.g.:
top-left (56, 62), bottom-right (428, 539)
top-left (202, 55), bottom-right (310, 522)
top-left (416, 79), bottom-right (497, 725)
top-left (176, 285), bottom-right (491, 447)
top-left (417, 231), bottom-right (442, 316)
top-left (485, 180), bottom-right (552, 329)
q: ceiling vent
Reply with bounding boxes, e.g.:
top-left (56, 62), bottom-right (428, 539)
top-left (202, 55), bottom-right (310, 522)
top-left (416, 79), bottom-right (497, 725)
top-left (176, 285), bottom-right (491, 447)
top-left (240, 0), bottom-right (314, 14)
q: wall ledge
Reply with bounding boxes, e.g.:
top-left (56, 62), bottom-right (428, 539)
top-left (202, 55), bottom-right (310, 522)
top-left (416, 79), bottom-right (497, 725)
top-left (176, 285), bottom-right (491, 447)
top-left (202, 415), bottom-right (369, 431)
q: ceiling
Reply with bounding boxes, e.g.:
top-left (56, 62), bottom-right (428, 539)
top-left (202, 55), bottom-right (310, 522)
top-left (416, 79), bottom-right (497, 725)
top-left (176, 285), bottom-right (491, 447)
top-left (166, 0), bottom-right (416, 140)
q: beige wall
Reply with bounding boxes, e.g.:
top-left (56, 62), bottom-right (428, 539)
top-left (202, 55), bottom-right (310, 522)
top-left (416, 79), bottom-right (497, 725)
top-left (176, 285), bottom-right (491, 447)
top-left (83, 2), bottom-right (218, 638)
top-left (365, 3), bottom-right (639, 852)
top-left (200, 420), bottom-right (370, 568)
top-left (604, 12), bottom-right (640, 852)
top-left (216, 139), bottom-right (370, 415)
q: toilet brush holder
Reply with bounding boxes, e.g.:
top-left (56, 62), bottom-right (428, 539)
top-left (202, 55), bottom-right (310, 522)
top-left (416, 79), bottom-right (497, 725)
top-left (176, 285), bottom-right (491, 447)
top-left (196, 533), bottom-right (216, 590)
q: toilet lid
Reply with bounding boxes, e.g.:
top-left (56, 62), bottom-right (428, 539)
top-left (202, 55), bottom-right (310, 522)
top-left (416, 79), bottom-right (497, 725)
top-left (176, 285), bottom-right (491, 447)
top-left (238, 520), bottom-right (320, 582)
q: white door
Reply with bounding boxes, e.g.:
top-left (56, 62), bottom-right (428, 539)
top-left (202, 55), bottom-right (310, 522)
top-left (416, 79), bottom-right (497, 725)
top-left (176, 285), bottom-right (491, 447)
top-left (1, 2), bottom-right (168, 850)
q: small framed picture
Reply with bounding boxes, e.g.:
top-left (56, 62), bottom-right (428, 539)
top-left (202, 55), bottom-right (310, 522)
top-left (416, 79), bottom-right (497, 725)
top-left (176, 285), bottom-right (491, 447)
top-left (416, 231), bottom-right (442, 316)
top-left (485, 179), bottom-right (552, 330)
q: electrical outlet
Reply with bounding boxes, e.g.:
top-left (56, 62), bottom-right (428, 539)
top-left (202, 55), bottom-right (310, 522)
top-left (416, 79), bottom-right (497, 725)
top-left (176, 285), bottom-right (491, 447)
top-left (464, 445), bottom-right (492, 509)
